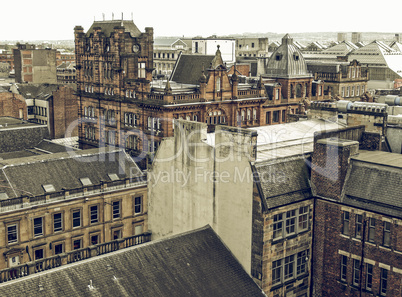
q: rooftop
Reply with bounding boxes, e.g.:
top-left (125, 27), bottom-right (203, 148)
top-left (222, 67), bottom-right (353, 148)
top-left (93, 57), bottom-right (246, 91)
top-left (0, 226), bottom-right (266, 297)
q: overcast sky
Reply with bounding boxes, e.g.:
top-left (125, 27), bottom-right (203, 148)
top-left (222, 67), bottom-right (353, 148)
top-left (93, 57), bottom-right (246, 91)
top-left (1, 0), bottom-right (401, 40)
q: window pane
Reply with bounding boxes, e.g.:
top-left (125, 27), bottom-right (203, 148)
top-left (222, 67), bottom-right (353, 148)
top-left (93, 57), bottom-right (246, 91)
top-left (272, 259), bottom-right (282, 285)
top-left (112, 201), bottom-right (121, 219)
top-left (380, 268), bottom-right (388, 294)
top-left (366, 264), bottom-right (373, 290)
top-left (7, 224), bottom-right (18, 244)
top-left (73, 210), bottom-right (81, 228)
top-left (341, 255), bottom-right (347, 281)
top-left (90, 205), bottom-right (98, 224)
top-left (54, 213), bottom-right (63, 232)
top-left (134, 196), bottom-right (142, 214)
top-left (34, 217), bottom-right (43, 236)
top-left (284, 255), bottom-right (294, 280)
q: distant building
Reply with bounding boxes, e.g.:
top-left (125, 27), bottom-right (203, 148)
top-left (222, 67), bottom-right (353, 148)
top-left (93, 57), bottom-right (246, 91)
top-left (307, 59), bottom-right (369, 100)
top-left (236, 37), bottom-right (269, 58)
top-left (56, 62), bottom-right (76, 84)
top-left (10, 83), bottom-right (78, 139)
top-left (56, 49), bottom-right (75, 66)
top-left (192, 36), bottom-right (236, 63)
top-left (0, 49), bottom-right (14, 71)
top-left (153, 38), bottom-right (191, 77)
top-left (13, 43), bottom-right (57, 84)
top-left (338, 32), bottom-right (347, 42)
top-left (352, 32), bottom-right (362, 44)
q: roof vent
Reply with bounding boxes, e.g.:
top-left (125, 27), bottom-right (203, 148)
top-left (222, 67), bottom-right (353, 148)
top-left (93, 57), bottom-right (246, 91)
top-left (88, 280), bottom-right (94, 290)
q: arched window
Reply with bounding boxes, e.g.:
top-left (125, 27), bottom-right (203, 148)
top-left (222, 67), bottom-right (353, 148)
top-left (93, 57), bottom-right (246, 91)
top-left (253, 108), bottom-right (257, 120)
top-left (241, 110), bottom-right (245, 121)
top-left (247, 109), bottom-right (251, 120)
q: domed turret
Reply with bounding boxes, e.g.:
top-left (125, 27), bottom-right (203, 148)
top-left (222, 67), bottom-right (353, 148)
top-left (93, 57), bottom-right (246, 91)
top-left (265, 34), bottom-right (310, 78)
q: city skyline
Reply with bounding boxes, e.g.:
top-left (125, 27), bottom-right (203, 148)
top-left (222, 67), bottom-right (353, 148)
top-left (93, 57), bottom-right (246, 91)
top-left (1, 0), bottom-right (401, 41)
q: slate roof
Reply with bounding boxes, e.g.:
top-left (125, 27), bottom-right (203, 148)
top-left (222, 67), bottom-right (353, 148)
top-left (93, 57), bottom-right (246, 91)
top-left (170, 53), bottom-right (215, 85)
top-left (86, 20), bottom-right (142, 37)
top-left (322, 41), bottom-right (358, 56)
top-left (12, 83), bottom-right (61, 100)
top-left (265, 34), bottom-right (311, 78)
top-left (0, 226), bottom-right (266, 297)
top-left (0, 123), bottom-right (49, 153)
top-left (0, 148), bottom-right (143, 199)
top-left (254, 155), bottom-right (312, 209)
top-left (342, 150), bottom-right (402, 218)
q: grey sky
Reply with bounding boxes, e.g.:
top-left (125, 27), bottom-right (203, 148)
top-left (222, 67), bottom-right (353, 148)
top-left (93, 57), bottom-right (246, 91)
top-left (2, 0), bottom-right (401, 40)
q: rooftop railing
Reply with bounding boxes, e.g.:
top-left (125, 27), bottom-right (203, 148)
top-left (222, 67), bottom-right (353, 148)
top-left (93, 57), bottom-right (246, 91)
top-left (0, 232), bottom-right (151, 283)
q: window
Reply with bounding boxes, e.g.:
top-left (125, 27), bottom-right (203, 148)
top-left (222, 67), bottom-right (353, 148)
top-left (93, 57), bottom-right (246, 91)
top-left (138, 62), bottom-right (146, 78)
top-left (355, 214), bottom-right (363, 239)
top-left (275, 88), bottom-right (280, 100)
top-left (273, 111), bottom-right (280, 123)
top-left (298, 206), bottom-right (309, 231)
top-left (247, 109), bottom-right (251, 121)
top-left (353, 259), bottom-right (360, 286)
top-left (285, 210), bottom-right (296, 235)
top-left (72, 209), bottom-right (81, 228)
top-left (34, 248), bottom-right (44, 260)
top-left (342, 211), bottom-right (350, 235)
top-left (266, 111), bottom-right (271, 124)
top-left (383, 221), bottom-right (391, 247)
top-left (380, 268), bottom-right (388, 295)
top-left (272, 259), bottom-right (282, 285)
top-left (134, 224), bottom-right (143, 235)
top-left (216, 77), bottom-right (221, 92)
top-left (7, 224), bottom-right (18, 244)
top-left (73, 238), bottom-right (82, 250)
top-left (54, 243), bottom-right (63, 255)
top-left (296, 251), bottom-right (307, 276)
top-left (91, 234), bottom-right (99, 245)
top-left (33, 217), bottom-right (43, 237)
top-left (366, 263), bottom-right (373, 290)
top-left (282, 110), bottom-right (286, 122)
top-left (90, 205), bottom-right (99, 224)
top-left (273, 213), bottom-right (283, 240)
top-left (284, 255), bottom-right (295, 280)
top-left (340, 255), bottom-right (347, 281)
top-left (112, 201), bottom-right (121, 219)
top-left (53, 213), bottom-right (63, 232)
top-left (368, 218), bottom-right (375, 242)
top-left (112, 229), bottom-right (122, 240)
top-left (356, 86), bottom-right (360, 96)
top-left (134, 196), bottom-right (142, 214)
top-left (346, 86), bottom-right (350, 97)
top-left (125, 135), bottom-right (137, 150)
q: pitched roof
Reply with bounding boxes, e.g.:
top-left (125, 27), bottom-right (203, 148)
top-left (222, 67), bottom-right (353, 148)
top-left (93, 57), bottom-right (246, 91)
top-left (12, 83), bottom-right (61, 100)
top-left (343, 150), bottom-right (402, 218)
top-left (86, 20), bottom-right (142, 37)
top-left (322, 41), bottom-right (358, 56)
top-left (254, 155), bottom-right (312, 209)
top-left (170, 53), bottom-right (215, 85)
top-left (0, 226), bottom-right (266, 297)
top-left (0, 123), bottom-right (49, 153)
top-left (0, 148), bottom-right (143, 199)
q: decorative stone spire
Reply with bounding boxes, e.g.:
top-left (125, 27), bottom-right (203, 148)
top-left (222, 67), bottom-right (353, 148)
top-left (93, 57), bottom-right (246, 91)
top-left (231, 63), bottom-right (238, 82)
top-left (211, 45), bottom-right (224, 69)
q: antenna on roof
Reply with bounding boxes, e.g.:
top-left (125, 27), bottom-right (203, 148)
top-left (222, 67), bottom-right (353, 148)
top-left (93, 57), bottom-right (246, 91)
top-left (102, 13), bottom-right (105, 21)
top-left (112, 13), bottom-right (114, 20)
top-left (121, 12), bottom-right (123, 20)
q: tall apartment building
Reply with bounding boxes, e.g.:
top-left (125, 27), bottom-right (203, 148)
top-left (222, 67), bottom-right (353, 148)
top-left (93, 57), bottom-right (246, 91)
top-left (352, 32), bottom-right (362, 44)
top-left (13, 43), bottom-right (57, 84)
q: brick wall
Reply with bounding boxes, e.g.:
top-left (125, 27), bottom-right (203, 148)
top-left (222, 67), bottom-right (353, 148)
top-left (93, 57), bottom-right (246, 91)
top-left (50, 86), bottom-right (78, 139)
top-left (311, 139), bottom-right (359, 201)
top-left (313, 199), bottom-right (402, 296)
top-left (0, 93), bottom-right (27, 119)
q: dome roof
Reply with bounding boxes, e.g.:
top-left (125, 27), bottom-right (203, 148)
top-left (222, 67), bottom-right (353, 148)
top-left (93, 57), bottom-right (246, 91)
top-left (265, 34), bottom-right (310, 78)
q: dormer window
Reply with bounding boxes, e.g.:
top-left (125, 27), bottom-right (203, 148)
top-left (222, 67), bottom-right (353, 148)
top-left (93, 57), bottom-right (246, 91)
top-left (108, 173), bottom-right (119, 181)
top-left (293, 53), bottom-right (299, 61)
top-left (80, 177), bottom-right (92, 186)
top-left (105, 44), bottom-right (110, 53)
top-left (275, 54), bottom-right (283, 61)
top-left (42, 184), bottom-right (56, 193)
